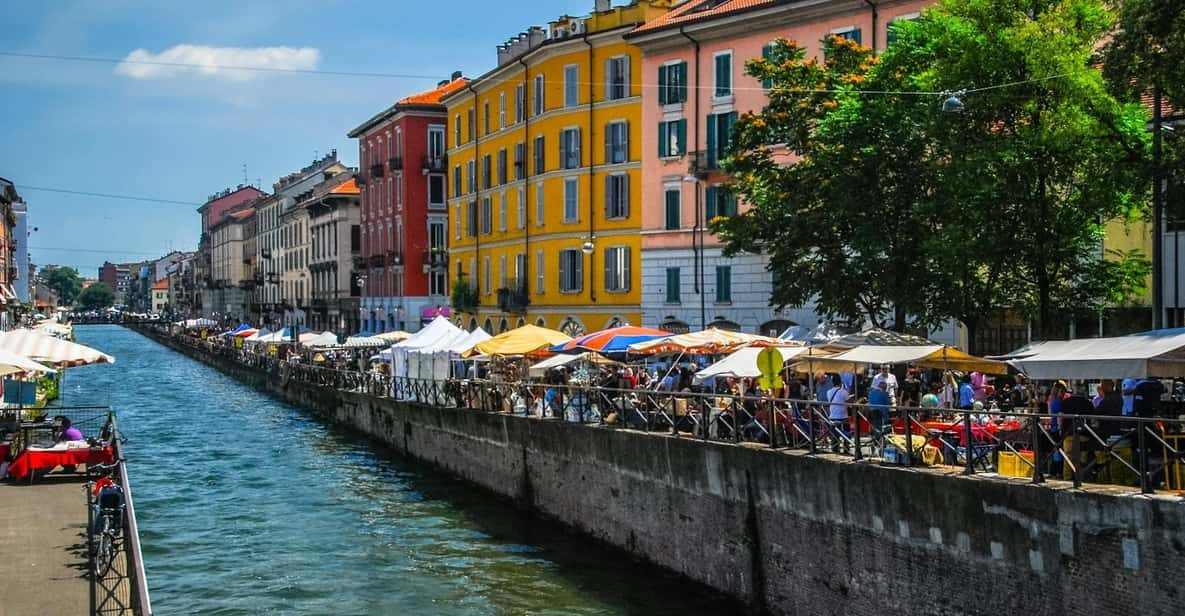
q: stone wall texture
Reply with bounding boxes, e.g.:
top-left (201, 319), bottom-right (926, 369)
top-left (137, 326), bottom-right (1185, 616)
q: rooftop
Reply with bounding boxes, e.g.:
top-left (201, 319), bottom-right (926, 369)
top-left (348, 75), bottom-right (467, 137)
top-left (629, 0), bottom-right (774, 36)
top-left (151, 279), bottom-right (169, 291)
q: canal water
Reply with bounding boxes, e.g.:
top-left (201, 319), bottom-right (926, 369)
top-left (68, 326), bottom-right (732, 615)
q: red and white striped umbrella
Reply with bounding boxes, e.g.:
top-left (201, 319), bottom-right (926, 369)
top-left (0, 329), bottom-right (115, 367)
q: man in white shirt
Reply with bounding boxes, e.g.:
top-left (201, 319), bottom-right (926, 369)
top-left (871, 364), bottom-right (898, 401)
top-left (826, 375), bottom-right (850, 453)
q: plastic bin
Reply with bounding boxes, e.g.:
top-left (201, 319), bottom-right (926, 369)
top-left (998, 450), bottom-right (1035, 478)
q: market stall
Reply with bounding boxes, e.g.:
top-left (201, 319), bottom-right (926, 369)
top-left (1001, 328), bottom-right (1185, 379)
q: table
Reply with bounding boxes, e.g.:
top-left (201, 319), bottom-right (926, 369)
top-left (5, 445), bottom-right (113, 482)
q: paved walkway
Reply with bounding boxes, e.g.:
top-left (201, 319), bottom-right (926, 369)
top-left (0, 475), bottom-right (89, 616)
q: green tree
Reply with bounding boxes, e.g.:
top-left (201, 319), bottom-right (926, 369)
top-left (76, 282), bottom-right (115, 311)
top-left (43, 266), bottom-right (84, 306)
top-left (716, 0), bottom-right (1150, 344)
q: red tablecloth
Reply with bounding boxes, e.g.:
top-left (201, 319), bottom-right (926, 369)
top-left (5, 446), bottom-right (113, 481)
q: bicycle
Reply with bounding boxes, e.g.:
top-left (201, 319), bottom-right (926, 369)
top-left (87, 461), bottom-right (125, 579)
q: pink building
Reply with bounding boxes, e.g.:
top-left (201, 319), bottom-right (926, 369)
top-left (627, 0), bottom-right (931, 335)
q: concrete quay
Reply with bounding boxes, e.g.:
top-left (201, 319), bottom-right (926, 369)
top-left (134, 325), bottom-right (1185, 616)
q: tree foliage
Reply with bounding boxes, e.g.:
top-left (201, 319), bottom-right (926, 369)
top-left (714, 0), bottom-right (1151, 344)
top-left (43, 266), bottom-right (84, 306)
top-left (76, 282), bottom-right (115, 311)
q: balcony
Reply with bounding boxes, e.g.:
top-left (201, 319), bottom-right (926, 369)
top-left (450, 278), bottom-right (479, 313)
top-left (388, 157), bottom-right (403, 171)
top-left (496, 280), bottom-right (530, 314)
top-left (352, 256), bottom-right (367, 270)
top-left (355, 172), bottom-right (367, 187)
top-left (422, 154), bottom-right (447, 173)
top-left (368, 254), bottom-right (386, 268)
top-left (370, 163), bottom-right (385, 179)
top-left (689, 150), bottom-right (720, 177)
top-left (422, 249), bottom-right (448, 270)
top-left (387, 251), bottom-right (403, 267)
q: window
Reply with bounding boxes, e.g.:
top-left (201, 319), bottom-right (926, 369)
top-left (482, 154), bottom-right (492, 189)
top-left (657, 61), bottom-right (687, 105)
top-left (498, 193), bottom-right (507, 231)
top-left (499, 92), bottom-right (506, 129)
top-left (706, 112), bottom-right (738, 167)
top-left (761, 43), bottom-right (774, 90)
top-left (455, 204), bottom-right (462, 239)
top-left (514, 84), bottom-right (525, 123)
top-left (604, 246), bottom-right (630, 292)
top-left (514, 253), bottom-right (526, 287)
top-left (605, 120), bottom-right (628, 164)
top-left (454, 114), bottom-right (462, 147)
top-left (481, 197), bottom-right (492, 234)
top-left (514, 190), bottom-right (524, 229)
top-left (664, 187), bottom-right (681, 230)
top-left (535, 182), bottom-right (544, 227)
top-left (657, 119), bottom-right (686, 158)
top-left (834, 27), bottom-right (863, 43)
top-left (452, 165), bottom-right (461, 198)
top-left (466, 201), bottom-right (477, 237)
top-left (714, 52), bottom-right (732, 97)
top-left (535, 249), bottom-right (545, 294)
top-left (706, 185), bottom-right (737, 219)
top-left (466, 160), bottom-right (476, 194)
top-left (497, 149), bottom-right (507, 185)
top-left (715, 265), bottom-right (732, 303)
top-left (604, 174), bottom-right (629, 219)
top-left (428, 175), bottom-right (446, 209)
top-left (665, 267), bottom-right (680, 304)
top-left (560, 127), bottom-right (582, 169)
top-left (428, 126), bottom-right (445, 160)
top-left (559, 249), bottom-right (582, 292)
top-left (467, 108), bottom-right (475, 141)
top-left (605, 56), bottom-right (629, 100)
top-left (533, 74), bottom-right (545, 116)
top-left (563, 178), bottom-right (579, 223)
top-left (563, 64), bottom-right (579, 107)
top-left (533, 135), bottom-right (546, 174)
top-left (484, 256), bottom-right (491, 295)
top-left (514, 142), bottom-right (525, 180)
top-left (483, 101), bottom-right (490, 135)
top-left (499, 254), bottom-right (507, 288)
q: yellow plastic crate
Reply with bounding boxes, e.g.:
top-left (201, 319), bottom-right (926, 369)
top-left (998, 450), bottom-right (1035, 478)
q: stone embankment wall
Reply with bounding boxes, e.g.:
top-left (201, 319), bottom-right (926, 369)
top-left (135, 326), bottom-right (1185, 616)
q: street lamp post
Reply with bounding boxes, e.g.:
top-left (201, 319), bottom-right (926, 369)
top-left (683, 175), bottom-right (706, 331)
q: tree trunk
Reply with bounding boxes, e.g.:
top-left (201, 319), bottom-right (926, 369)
top-left (892, 304), bottom-right (907, 332)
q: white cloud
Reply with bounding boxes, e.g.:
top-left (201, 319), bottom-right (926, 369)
top-left (114, 44), bottom-right (320, 81)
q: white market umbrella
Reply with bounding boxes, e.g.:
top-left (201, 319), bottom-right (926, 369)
top-left (0, 329), bottom-right (114, 367)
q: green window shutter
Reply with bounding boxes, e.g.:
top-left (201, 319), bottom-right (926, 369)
top-left (666, 268), bottom-right (680, 303)
top-left (658, 65), bottom-right (668, 105)
top-left (850, 28), bottom-right (863, 45)
top-left (721, 112), bottom-right (737, 155)
top-left (665, 191), bottom-right (679, 230)
top-left (723, 192), bottom-right (737, 217)
top-left (761, 43), bottom-right (773, 90)
top-left (715, 54), bottom-right (731, 96)
top-left (705, 186), bottom-right (718, 220)
top-left (677, 62), bottom-right (688, 102)
top-left (658, 121), bottom-right (668, 157)
top-left (716, 266), bottom-right (731, 303)
top-left (622, 247), bottom-right (631, 292)
top-left (886, 22), bottom-right (898, 45)
top-left (676, 119), bottom-right (686, 155)
top-left (706, 114), bottom-right (717, 166)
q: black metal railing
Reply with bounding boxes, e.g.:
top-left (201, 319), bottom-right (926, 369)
top-left (388, 157), bottom-right (403, 171)
top-left (495, 281), bottom-right (529, 314)
top-left (422, 154), bottom-right (447, 173)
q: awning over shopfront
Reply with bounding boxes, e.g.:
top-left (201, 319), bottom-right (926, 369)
top-left (1000, 328), bottom-right (1185, 379)
top-left (793, 344), bottom-right (1007, 375)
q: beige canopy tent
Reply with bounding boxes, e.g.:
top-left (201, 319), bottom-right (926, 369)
top-left (0, 329), bottom-right (114, 367)
top-left (628, 328), bottom-right (789, 355)
top-left (463, 324), bottom-right (571, 358)
top-left (792, 344), bottom-right (1008, 375)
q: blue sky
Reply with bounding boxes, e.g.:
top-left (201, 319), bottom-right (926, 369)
top-left (0, 0), bottom-right (592, 276)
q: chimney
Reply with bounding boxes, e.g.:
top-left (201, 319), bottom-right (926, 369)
top-left (497, 43), bottom-right (509, 66)
top-left (438, 79), bottom-right (448, 87)
top-left (451, 70), bottom-right (463, 81)
top-left (528, 26), bottom-right (546, 48)
top-left (595, 0), bottom-right (610, 12)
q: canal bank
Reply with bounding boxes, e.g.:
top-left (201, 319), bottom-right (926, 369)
top-left (132, 324), bottom-right (1185, 616)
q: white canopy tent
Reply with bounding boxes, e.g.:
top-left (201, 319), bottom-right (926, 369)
top-left (791, 344), bottom-right (1008, 375)
top-left (389, 317), bottom-right (466, 399)
top-left (443, 327), bottom-right (492, 356)
top-left (1002, 328), bottom-right (1185, 379)
top-left (693, 346), bottom-right (819, 384)
top-left (528, 352), bottom-right (619, 378)
top-left (243, 328), bottom-right (272, 343)
top-left (301, 332), bottom-right (340, 348)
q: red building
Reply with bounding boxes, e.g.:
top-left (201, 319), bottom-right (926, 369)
top-left (198, 185), bottom-right (267, 235)
top-left (348, 73), bottom-right (466, 333)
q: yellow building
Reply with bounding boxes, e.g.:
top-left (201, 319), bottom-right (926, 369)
top-left (443, 0), bottom-right (671, 337)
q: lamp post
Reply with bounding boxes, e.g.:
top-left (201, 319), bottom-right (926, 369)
top-left (683, 175), bottom-right (706, 331)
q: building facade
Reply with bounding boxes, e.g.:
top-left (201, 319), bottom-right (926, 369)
top-left (254, 152), bottom-right (350, 332)
top-left (305, 176), bottom-right (363, 335)
top-left (349, 76), bottom-right (466, 334)
top-left (197, 185), bottom-right (267, 318)
top-left (628, 0), bottom-right (931, 336)
top-left (0, 178), bottom-right (23, 327)
top-left (150, 279), bottom-right (169, 314)
top-left (444, 0), bottom-right (672, 337)
top-left (205, 207), bottom-right (256, 321)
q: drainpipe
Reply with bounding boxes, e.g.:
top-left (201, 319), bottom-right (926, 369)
top-left (466, 83), bottom-right (482, 314)
top-left (863, 0), bottom-right (879, 53)
top-left (583, 32), bottom-right (597, 304)
top-left (679, 26), bottom-right (704, 329)
top-left (517, 55), bottom-right (531, 310)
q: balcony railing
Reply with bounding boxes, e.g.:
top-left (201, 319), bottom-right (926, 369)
top-left (689, 150), bottom-right (719, 177)
top-left (422, 249), bottom-right (449, 270)
top-left (496, 280), bottom-right (530, 314)
top-left (422, 154), bottom-right (447, 173)
top-left (388, 251), bottom-right (403, 267)
top-left (388, 157), bottom-right (403, 171)
top-left (368, 254), bottom-right (385, 268)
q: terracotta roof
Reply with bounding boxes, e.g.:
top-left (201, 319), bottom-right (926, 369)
top-left (630, 0), bottom-right (776, 35)
top-left (329, 178), bottom-right (360, 196)
top-left (228, 207), bottom-right (255, 220)
top-left (151, 279), bottom-right (169, 291)
top-left (398, 78), bottom-right (469, 106)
